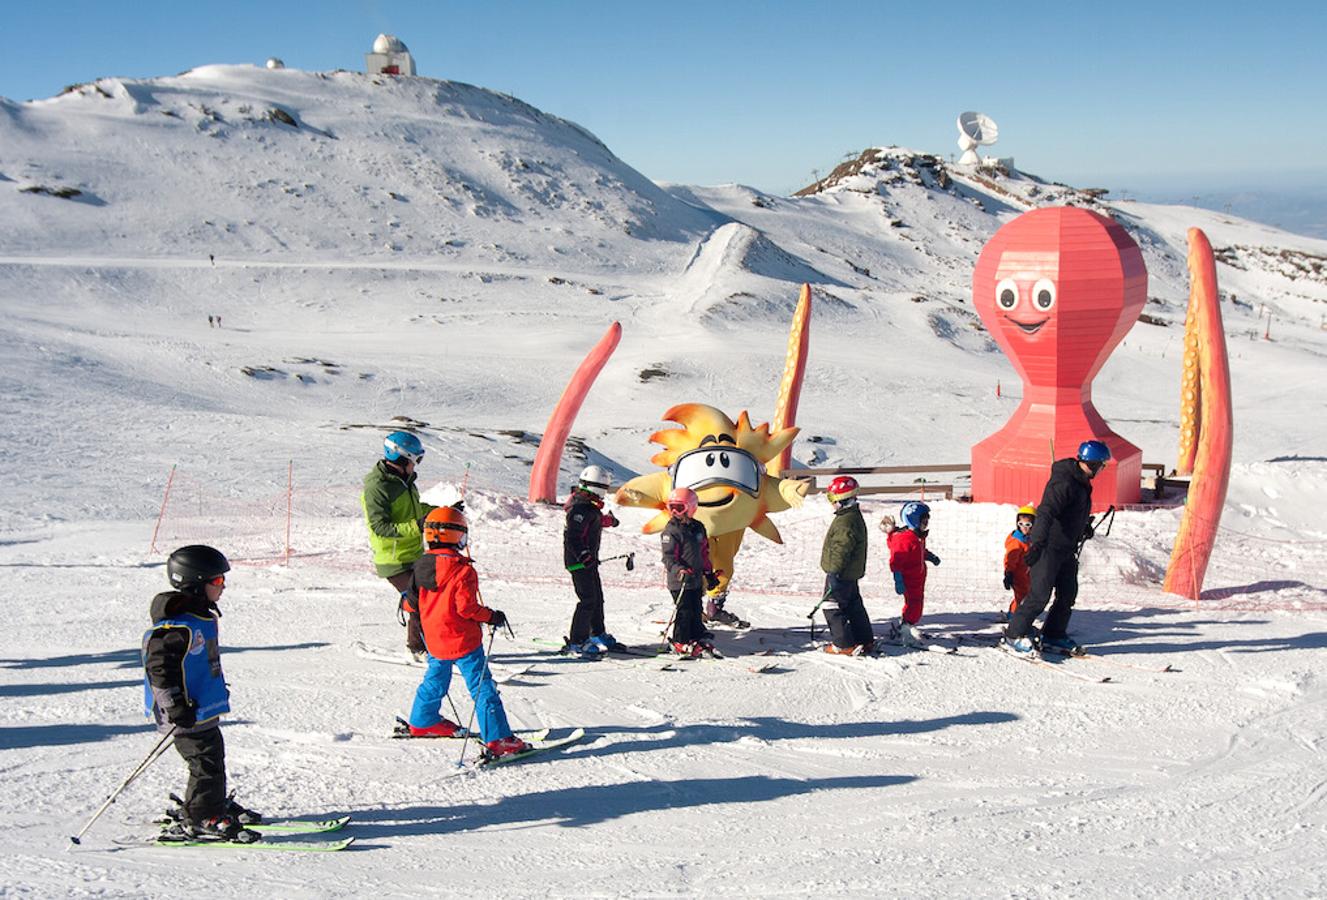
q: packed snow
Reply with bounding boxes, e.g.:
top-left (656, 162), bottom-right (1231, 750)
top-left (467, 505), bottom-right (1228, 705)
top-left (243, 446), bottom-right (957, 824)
top-left (2, 64), bottom-right (1326, 897)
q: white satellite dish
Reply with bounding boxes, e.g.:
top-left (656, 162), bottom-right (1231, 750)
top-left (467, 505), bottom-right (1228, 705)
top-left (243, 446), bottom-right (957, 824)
top-left (956, 111), bottom-right (999, 165)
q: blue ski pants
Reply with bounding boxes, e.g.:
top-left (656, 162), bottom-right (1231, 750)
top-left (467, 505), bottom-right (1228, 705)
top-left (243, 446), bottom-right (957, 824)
top-left (409, 644), bottom-right (512, 742)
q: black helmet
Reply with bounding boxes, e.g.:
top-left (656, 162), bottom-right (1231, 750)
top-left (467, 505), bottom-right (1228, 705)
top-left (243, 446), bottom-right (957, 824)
top-left (167, 545), bottom-right (231, 590)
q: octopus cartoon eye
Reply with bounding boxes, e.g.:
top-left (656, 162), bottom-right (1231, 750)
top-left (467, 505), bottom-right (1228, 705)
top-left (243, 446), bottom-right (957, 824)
top-left (996, 278), bottom-right (1019, 311)
top-left (705, 452), bottom-right (715, 466)
top-left (1032, 279), bottom-right (1056, 311)
top-left (719, 452), bottom-right (730, 468)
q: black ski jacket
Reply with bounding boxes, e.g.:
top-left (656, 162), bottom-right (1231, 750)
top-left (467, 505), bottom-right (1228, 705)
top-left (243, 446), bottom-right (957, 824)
top-left (563, 490), bottom-right (606, 570)
top-left (1027, 457), bottom-right (1095, 557)
top-left (660, 517), bottom-right (711, 592)
top-left (142, 590), bottom-right (222, 736)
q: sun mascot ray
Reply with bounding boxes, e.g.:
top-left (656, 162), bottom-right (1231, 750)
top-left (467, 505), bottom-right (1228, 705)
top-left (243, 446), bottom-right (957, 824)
top-left (616, 403), bottom-right (809, 601)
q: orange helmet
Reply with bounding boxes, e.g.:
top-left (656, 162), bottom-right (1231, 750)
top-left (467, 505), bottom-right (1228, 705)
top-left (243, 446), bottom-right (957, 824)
top-left (423, 506), bottom-right (469, 547)
top-left (666, 487), bottom-right (698, 518)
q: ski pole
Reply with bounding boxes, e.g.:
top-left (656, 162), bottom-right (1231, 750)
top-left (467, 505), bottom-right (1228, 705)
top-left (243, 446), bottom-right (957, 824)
top-left (69, 726), bottom-right (177, 847)
top-left (456, 627), bottom-right (498, 769)
top-left (807, 586), bottom-right (833, 644)
top-left (599, 553), bottom-right (636, 571)
top-left (660, 586), bottom-right (685, 648)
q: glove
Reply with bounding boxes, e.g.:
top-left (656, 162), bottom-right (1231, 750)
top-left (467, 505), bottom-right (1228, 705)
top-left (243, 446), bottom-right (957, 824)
top-left (576, 550), bottom-right (595, 568)
top-left (925, 551), bottom-right (941, 566)
top-left (1002, 571), bottom-right (1014, 591)
top-left (1024, 545), bottom-right (1042, 568)
top-left (1082, 522), bottom-right (1095, 541)
top-left (893, 571), bottom-right (906, 595)
top-left (704, 570), bottom-right (720, 591)
top-left (487, 609), bottom-right (508, 629)
top-left (602, 512), bottom-right (619, 528)
top-left (166, 701), bottom-right (197, 730)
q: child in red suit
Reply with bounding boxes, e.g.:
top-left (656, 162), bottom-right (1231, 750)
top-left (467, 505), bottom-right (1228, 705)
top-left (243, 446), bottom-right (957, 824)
top-left (886, 501), bottom-right (940, 646)
top-left (1002, 505), bottom-right (1036, 619)
top-left (404, 505), bottom-right (529, 759)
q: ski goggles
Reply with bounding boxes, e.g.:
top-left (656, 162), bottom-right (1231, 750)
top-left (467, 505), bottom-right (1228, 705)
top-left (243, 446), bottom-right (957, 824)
top-left (669, 445), bottom-right (762, 497)
top-left (207, 575), bottom-right (226, 587)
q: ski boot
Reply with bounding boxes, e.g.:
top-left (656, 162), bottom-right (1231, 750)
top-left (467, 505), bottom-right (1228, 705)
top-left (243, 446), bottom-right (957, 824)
top-left (703, 594), bottom-right (750, 629)
top-left (1038, 633), bottom-right (1084, 657)
top-left (407, 718), bottom-right (464, 738)
top-left (484, 735), bottom-right (533, 760)
top-left (897, 620), bottom-right (928, 647)
top-left (823, 643), bottom-right (866, 656)
top-left (1000, 632), bottom-right (1041, 660)
top-left (160, 814), bottom-right (260, 844)
top-left (577, 635), bottom-right (611, 659)
top-left (224, 791), bottom-right (263, 825)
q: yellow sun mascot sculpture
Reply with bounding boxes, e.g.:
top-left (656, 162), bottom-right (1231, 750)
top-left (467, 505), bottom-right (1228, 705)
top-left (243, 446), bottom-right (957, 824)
top-left (615, 403), bottom-right (809, 625)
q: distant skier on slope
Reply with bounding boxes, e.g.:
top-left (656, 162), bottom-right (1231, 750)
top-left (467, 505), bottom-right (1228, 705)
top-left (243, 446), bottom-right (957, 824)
top-left (360, 432), bottom-right (436, 661)
top-left (1002, 441), bottom-right (1110, 658)
top-left (818, 476), bottom-right (873, 655)
top-left (660, 487), bottom-right (719, 658)
top-left (401, 506), bottom-right (531, 759)
top-left (561, 465), bottom-right (621, 658)
top-left (887, 501), bottom-right (942, 647)
top-left (1001, 505), bottom-right (1037, 620)
top-left (143, 545), bottom-right (263, 843)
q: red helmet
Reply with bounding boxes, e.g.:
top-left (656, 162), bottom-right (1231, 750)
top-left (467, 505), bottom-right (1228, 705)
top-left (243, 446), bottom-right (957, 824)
top-left (826, 475), bottom-right (859, 503)
top-left (666, 487), bottom-right (698, 518)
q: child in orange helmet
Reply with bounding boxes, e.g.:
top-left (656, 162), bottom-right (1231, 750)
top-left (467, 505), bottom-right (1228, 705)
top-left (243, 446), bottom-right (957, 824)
top-left (403, 505), bottom-right (530, 760)
top-left (1002, 505), bottom-right (1036, 619)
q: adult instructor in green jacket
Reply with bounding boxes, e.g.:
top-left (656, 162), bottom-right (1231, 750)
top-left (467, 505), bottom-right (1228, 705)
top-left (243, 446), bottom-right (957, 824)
top-left (361, 431), bottom-right (435, 659)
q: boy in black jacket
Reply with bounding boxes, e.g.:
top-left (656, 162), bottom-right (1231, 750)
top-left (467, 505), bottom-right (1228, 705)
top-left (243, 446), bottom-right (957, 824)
top-left (562, 465), bottom-right (620, 657)
top-left (143, 545), bottom-right (261, 842)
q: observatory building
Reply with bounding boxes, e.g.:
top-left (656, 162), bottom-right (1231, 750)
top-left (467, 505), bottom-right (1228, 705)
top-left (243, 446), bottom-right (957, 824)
top-left (365, 34), bottom-right (415, 76)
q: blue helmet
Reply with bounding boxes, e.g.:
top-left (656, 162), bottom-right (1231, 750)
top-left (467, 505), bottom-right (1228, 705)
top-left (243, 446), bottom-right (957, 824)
top-left (900, 501), bottom-right (931, 530)
top-left (1076, 440), bottom-right (1111, 465)
top-left (384, 431), bottom-right (425, 464)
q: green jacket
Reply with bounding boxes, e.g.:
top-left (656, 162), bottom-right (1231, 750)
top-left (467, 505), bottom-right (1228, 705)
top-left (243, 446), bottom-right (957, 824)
top-left (820, 503), bottom-right (867, 580)
top-left (361, 461), bottom-right (436, 577)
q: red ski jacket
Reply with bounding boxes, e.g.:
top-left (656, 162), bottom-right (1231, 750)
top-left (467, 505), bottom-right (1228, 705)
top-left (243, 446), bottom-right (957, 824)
top-left (407, 549), bottom-right (494, 660)
top-left (1003, 530), bottom-right (1031, 600)
top-left (887, 528), bottom-right (928, 601)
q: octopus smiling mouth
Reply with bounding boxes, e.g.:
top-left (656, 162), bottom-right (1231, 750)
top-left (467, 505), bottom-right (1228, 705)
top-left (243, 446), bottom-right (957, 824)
top-left (697, 494), bottom-right (736, 508)
top-left (1009, 317), bottom-right (1050, 335)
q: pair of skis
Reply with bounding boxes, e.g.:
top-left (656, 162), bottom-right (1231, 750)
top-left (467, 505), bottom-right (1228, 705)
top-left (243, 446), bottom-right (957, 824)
top-left (391, 717), bottom-right (587, 766)
top-left (116, 815), bottom-right (353, 852)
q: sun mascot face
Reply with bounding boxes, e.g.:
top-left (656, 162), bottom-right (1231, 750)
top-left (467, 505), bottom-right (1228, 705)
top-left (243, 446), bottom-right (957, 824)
top-left (616, 405), bottom-right (809, 597)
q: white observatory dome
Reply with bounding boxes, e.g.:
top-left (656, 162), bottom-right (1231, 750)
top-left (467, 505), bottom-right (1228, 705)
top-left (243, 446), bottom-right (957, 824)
top-left (265, 58), bottom-right (285, 69)
top-left (373, 34), bottom-right (407, 54)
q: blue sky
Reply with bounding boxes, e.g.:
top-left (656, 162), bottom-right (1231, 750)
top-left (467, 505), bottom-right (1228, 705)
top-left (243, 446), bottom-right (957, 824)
top-left (2, 1), bottom-right (1323, 223)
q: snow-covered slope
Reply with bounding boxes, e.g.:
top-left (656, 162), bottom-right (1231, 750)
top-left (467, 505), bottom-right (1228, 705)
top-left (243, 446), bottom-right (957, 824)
top-left (3, 67), bottom-right (1327, 897)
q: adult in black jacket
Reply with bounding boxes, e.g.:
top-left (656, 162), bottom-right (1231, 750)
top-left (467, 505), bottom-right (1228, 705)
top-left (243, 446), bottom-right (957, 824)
top-left (562, 466), bottom-right (619, 652)
top-left (1004, 441), bottom-right (1110, 649)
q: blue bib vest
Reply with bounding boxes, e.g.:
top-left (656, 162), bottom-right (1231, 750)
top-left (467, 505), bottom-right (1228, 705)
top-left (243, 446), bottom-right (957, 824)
top-left (142, 613), bottom-right (230, 724)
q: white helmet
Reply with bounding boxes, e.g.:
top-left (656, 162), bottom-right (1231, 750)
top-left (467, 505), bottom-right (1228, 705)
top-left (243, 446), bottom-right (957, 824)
top-left (579, 465), bottom-right (612, 496)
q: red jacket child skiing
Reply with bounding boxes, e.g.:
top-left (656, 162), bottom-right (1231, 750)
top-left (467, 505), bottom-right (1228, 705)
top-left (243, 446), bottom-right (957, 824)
top-left (1002, 505), bottom-right (1036, 618)
top-left (401, 506), bottom-right (529, 760)
top-left (886, 501), bottom-right (940, 646)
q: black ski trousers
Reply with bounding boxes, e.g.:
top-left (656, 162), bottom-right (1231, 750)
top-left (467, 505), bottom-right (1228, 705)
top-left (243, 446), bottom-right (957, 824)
top-left (823, 574), bottom-right (873, 648)
top-left (387, 570), bottom-right (425, 654)
top-left (568, 567), bottom-right (606, 643)
top-left (671, 587), bottom-right (706, 644)
top-left (174, 726), bottom-right (227, 823)
top-left (1006, 549), bottom-right (1079, 640)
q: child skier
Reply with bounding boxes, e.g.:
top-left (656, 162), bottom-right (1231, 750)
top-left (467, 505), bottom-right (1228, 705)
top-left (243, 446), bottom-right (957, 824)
top-left (562, 464), bottom-right (620, 658)
top-left (144, 545), bottom-right (262, 842)
top-left (819, 476), bottom-right (873, 655)
top-left (887, 501), bottom-right (941, 646)
top-left (660, 487), bottom-right (719, 658)
top-left (1002, 505), bottom-right (1037, 619)
top-left (402, 506), bottom-right (531, 759)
